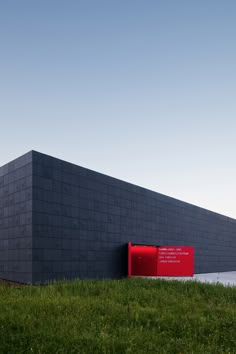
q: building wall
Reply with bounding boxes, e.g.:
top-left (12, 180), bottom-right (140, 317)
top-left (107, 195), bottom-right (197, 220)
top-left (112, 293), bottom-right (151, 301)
top-left (0, 152), bottom-right (32, 283)
top-left (32, 151), bottom-right (236, 284)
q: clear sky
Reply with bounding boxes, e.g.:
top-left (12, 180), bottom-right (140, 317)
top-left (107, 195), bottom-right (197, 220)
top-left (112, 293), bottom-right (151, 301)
top-left (0, 1), bottom-right (236, 218)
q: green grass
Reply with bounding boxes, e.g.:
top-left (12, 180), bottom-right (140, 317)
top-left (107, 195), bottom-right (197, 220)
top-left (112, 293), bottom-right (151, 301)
top-left (0, 278), bottom-right (236, 353)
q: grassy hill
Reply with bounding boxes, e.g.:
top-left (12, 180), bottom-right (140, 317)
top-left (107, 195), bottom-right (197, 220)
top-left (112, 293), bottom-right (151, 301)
top-left (0, 278), bottom-right (235, 353)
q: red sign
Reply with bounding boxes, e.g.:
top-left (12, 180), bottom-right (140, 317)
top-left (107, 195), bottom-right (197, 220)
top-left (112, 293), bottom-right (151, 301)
top-left (128, 243), bottom-right (157, 277)
top-left (157, 246), bottom-right (194, 276)
top-left (128, 243), bottom-right (194, 277)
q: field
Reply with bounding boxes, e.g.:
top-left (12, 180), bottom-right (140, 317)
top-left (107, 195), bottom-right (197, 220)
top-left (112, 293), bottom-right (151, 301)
top-left (0, 278), bottom-right (236, 353)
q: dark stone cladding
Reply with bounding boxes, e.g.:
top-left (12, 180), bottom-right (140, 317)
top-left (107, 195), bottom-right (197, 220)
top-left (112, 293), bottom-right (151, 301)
top-left (0, 151), bottom-right (32, 284)
top-left (1, 150), bottom-right (236, 284)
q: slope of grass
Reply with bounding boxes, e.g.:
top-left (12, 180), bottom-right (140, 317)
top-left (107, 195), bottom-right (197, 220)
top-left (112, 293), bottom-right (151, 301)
top-left (0, 278), bottom-right (236, 353)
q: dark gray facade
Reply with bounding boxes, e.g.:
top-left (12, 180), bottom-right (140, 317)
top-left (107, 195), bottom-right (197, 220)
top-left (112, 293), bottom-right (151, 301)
top-left (0, 150), bottom-right (236, 284)
top-left (0, 152), bottom-right (32, 283)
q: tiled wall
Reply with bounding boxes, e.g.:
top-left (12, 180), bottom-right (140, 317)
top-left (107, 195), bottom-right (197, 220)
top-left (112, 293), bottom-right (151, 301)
top-left (32, 151), bottom-right (236, 284)
top-left (0, 152), bottom-right (32, 283)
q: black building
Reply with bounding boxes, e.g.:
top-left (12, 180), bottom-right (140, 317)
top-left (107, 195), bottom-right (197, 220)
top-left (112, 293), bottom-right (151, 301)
top-left (0, 151), bottom-right (236, 284)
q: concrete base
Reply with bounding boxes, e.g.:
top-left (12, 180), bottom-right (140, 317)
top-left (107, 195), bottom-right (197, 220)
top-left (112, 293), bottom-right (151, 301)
top-left (150, 271), bottom-right (236, 287)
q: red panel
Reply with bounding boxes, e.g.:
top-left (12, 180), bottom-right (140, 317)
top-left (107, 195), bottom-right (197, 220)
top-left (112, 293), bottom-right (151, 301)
top-left (131, 245), bottom-right (157, 276)
top-left (128, 242), bottom-right (132, 277)
top-left (157, 246), bottom-right (194, 276)
top-left (128, 243), bottom-right (194, 277)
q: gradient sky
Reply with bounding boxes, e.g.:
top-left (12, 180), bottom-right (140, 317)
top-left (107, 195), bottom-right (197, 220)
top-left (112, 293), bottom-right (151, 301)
top-left (0, 1), bottom-right (236, 218)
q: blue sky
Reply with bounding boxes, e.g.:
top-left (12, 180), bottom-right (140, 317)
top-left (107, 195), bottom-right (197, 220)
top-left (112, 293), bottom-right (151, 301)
top-left (1, 1), bottom-right (236, 218)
